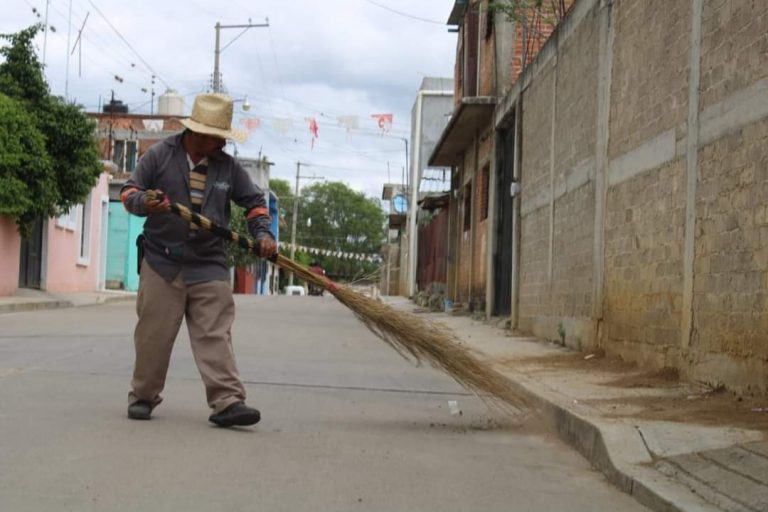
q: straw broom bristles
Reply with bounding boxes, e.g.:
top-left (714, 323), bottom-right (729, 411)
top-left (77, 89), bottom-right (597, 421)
top-left (277, 254), bottom-right (528, 410)
top-left (148, 191), bottom-right (529, 411)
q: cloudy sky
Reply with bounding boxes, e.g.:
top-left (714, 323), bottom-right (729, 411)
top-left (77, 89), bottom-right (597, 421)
top-left (2, 0), bottom-right (457, 200)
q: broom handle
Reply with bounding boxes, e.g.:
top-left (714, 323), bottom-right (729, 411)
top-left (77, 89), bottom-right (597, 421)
top-left (146, 190), bottom-right (338, 292)
top-left (145, 190), bottom-right (339, 292)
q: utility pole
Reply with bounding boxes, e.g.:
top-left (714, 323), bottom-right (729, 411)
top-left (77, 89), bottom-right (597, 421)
top-left (288, 162), bottom-right (323, 286)
top-left (42, 0), bottom-right (50, 67)
top-left (64, 0), bottom-right (73, 100)
top-left (70, 12), bottom-right (89, 79)
top-left (212, 19), bottom-right (269, 93)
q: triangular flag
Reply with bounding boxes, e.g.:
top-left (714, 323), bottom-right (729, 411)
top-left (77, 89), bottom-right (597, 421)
top-left (337, 115), bottom-right (359, 132)
top-left (273, 118), bottom-right (293, 135)
top-left (371, 113), bottom-right (393, 134)
top-left (306, 117), bottom-right (319, 150)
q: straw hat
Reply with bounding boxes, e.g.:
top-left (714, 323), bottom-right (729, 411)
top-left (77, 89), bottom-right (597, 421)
top-left (180, 93), bottom-right (247, 143)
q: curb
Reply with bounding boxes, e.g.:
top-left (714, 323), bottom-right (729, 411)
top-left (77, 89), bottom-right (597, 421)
top-left (498, 369), bottom-right (722, 512)
top-left (0, 294), bottom-right (135, 315)
top-left (0, 300), bottom-right (73, 315)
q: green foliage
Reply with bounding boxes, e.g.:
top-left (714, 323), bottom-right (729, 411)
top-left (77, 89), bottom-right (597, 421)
top-left (226, 203), bottom-right (260, 269)
top-left (0, 26), bottom-right (47, 104)
top-left (37, 97), bottom-right (102, 212)
top-left (0, 93), bottom-right (56, 235)
top-left (296, 181), bottom-right (385, 282)
top-left (0, 25), bottom-right (101, 233)
top-left (490, 0), bottom-right (571, 28)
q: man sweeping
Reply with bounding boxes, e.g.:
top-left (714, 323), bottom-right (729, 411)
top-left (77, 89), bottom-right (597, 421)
top-left (120, 93), bottom-right (277, 427)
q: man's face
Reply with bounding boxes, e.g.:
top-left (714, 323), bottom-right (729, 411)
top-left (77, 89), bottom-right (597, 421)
top-left (190, 131), bottom-right (226, 157)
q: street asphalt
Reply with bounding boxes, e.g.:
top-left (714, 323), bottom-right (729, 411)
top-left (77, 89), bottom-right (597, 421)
top-left (0, 295), bottom-right (649, 511)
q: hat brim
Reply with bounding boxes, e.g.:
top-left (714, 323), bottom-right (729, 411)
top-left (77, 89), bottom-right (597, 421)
top-left (180, 118), bottom-right (247, 144)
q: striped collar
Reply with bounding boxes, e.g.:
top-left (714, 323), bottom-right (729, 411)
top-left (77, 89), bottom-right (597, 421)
top-left (186, 153), bottom-right (209, 171)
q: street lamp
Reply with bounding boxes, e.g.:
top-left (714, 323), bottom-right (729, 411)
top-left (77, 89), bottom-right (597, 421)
top-left (228, 96), bottom-right (251, 158)
top-left (233, 95), bottom-right (251, 111)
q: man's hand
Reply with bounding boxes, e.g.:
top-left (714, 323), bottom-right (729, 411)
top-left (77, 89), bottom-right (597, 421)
top-left (257, 237), bottom-right (278, 259)
top-left (144, 190), bottom-right (171, 213)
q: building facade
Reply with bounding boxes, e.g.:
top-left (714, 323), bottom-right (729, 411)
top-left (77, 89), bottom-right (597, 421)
top-left (90, 101), bottom-right (186, 291)
top-left (432, 0), bottom-right (768, 393)
top-left (400, 77), bottom-right (454, 297)
top-left (0, 167), bottom-right (111, 296)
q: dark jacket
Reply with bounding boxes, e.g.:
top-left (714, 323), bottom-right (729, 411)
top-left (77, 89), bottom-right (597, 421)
top-left (121, 132), bottom-right (273, 284)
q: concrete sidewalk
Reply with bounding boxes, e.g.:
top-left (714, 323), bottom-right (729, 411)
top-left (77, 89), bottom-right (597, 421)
top-left (0, 288), bottom-right (136, 314)
top-left (382, 296), bottom-right (768, 512)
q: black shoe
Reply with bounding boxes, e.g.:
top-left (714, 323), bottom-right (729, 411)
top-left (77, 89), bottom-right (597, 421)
top-left (208, 401), bottom-right (260, 427)
top-left (127, 400), bottom-right (153, 420)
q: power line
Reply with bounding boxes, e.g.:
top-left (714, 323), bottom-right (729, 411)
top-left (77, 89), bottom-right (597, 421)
top-left (86, 0), bottom-right (170, 89)
top-left (305, 163), bottom-right (390, 174)
top-left (362, 0), bottom-right (445, 25)
top-left (32, 0), bottom-right (160, 104)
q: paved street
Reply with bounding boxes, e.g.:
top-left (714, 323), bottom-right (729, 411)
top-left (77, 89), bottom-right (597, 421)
top-left (0, 296), bottom-right (648, 511)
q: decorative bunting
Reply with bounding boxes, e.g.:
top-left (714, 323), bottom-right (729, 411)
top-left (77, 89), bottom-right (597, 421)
top-left (277, 242), bottom-right (380, 263)
top-left (306, 117), bottom-right (319, 150)
top-left (337, 115), bottom-right (360, 132)
top-left (240, 117), bottom-right (261, 132)
top-left (272, 118), bottom-right (293, 135)
top-left (370, 113), bottom-right (393, 134)
top-left (235, 110), bottom-right (399, 140)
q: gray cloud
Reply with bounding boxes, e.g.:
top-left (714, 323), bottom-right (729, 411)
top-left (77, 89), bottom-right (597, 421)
top-left (2, 0), bottom-right (456, 201)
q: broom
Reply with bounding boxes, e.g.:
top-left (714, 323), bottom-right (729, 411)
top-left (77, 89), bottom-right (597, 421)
top-left (147, 190), bottom-right (529, 411)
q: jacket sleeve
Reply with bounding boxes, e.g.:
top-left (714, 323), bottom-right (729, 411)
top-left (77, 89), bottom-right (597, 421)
top-left (230, 161), bottom-right (275, 242)
top-left (120, 148), bottom-right (157, 217)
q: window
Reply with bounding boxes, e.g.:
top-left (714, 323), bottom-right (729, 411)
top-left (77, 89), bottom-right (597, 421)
top-left (78, 194), bottom-right (92, 265)
top-left (480, 164), bottom-right (490, 221)
top-left (484, 4), bottom-right (494, 39)
top-left (56, 206), bottom-right (78, 230)
top-left (112, 140), bottom-right (138, 172)
top-left (463, 183), bottom-right (472, 232)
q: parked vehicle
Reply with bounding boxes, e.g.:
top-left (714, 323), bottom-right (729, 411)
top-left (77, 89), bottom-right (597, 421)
top-left (308, 262), bottom-right (325, 296)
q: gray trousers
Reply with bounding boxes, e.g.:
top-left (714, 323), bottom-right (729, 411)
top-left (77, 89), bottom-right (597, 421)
top-left (128, 260), bottom-right (246, 414)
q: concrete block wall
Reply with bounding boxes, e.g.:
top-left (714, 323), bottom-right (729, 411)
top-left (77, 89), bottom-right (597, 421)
top-left (601, 0), bottom-right (691, 367)
top-left (692, 121), bottom-right (768, 389)
top-left (519, 62), bottom-right (556, 332)
top-left (603, 159), bottom-right (687, 367)
top-left (550, 8), bottom-right (599, 335)
top-left (689, 0), bottom-right (768, 390)
top-left (608, 0), bottom-right (691, 161)
top-left (496, 0), bottom-right (768, 392)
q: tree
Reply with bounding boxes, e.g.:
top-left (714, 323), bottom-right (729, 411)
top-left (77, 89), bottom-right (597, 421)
top-left (226, 179), bottom-right (293, 270)
top-left (0, 25), bottom-right (101, 233)
top-left (0, 93), bottom-right (56, 230)
top-left (297, 181), bottom-right (385, 282)
top-left (226, 204), bottom-right (256, 270)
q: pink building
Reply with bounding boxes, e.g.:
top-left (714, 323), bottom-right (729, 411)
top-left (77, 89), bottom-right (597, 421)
top-left (0, 217), bottom-right (21, 295)
top-left (0, 170), bottom-right (111, 296)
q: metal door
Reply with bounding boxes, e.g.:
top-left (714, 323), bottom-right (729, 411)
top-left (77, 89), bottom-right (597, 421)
top-left (18, 218), bottom-right (43, 289)
top-left (493, 125), bottom-right (515, 316)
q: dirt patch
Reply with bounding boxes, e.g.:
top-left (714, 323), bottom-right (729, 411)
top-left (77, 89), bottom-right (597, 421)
top-left (602, 367), bottom-right (681, 389)
top-left (500, 348), bottom-right (768, 431)
top-left (501, 349), bottom-right (638, 374)
top-left (595, 390), bottom-right (768, 432)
